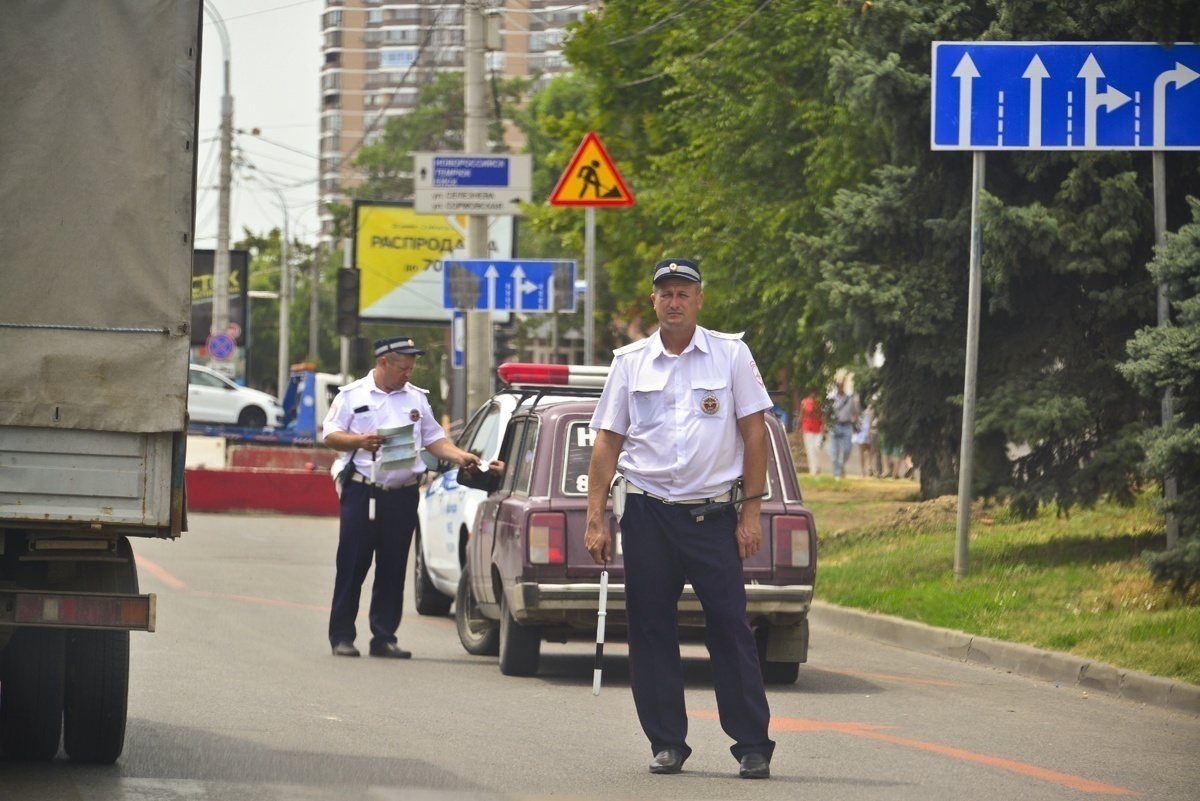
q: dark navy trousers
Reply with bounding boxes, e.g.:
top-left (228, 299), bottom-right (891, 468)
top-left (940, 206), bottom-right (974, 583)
top-left (328, 479), bottom-right (419, 649)
top-left (620, 493), bottom-right (775, 761)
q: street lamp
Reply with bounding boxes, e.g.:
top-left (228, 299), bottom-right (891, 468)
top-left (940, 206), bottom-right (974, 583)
top-left (204, 1), bottom-right (234, 350)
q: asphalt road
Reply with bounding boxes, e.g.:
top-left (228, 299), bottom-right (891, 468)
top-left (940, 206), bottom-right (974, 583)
top-left (2, 512), bottom-right (1197, 800)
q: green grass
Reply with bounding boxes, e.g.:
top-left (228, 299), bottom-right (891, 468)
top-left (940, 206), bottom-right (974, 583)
top-left (803, 476), bottom-right (1200, 686)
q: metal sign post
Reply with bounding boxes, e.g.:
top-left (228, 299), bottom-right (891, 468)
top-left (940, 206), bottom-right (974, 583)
top-left (549, 132), bottom-right (635, 366)
top-left (932, 41), bottom-right (1200, 573)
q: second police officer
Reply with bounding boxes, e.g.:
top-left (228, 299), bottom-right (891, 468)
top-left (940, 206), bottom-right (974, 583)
top-left (322, 336), bottom-right (480, 659)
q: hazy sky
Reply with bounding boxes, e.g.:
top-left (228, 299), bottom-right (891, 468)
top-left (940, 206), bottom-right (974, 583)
top-left (196, 0), bottom-right (322, 250)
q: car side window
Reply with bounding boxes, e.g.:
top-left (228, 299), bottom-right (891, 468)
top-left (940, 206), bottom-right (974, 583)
top-left (454, 403), bottom-right (489, 449)
top-left (466, 403), bottom-right (502, 461)
top-left (190, 369), bottom-right (225, 389)
top-left (513, 418), bottom-right (538, 495)
top-left (496, 419), bottom-right (526, 495)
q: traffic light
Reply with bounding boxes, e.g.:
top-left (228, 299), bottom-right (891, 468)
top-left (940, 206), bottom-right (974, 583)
top-left (336, 268), bottom-right (359, 338)
top-left (494, 323), bottom-right (518, 366)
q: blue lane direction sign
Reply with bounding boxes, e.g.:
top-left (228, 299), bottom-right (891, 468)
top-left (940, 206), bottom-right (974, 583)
top-left (443, 259), bottom-right (576, 313)
top-left (932, 42), bottom-right (1200, 150)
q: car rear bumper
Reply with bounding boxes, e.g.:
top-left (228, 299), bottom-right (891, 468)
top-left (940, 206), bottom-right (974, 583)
top-left (511, 580), bottom-right (813, 621)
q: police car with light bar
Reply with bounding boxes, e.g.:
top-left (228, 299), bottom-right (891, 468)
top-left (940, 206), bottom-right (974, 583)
top-left (413, 363), bottom-right (607, 616)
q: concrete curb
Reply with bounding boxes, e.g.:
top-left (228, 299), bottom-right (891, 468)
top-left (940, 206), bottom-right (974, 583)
top-left (809, 600), bottom-right (1200, 717)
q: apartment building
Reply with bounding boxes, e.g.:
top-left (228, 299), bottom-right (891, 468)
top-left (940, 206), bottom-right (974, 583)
top-left (318, 0), bottom-right (600, 239)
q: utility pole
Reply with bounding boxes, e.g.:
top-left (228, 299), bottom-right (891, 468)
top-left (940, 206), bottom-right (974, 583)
top-left (205, 2), bottom-right (233, 355)
top-left (310, 244), bottom-right (322, 363)
top-left (464, 2), bottom-right (491, 412)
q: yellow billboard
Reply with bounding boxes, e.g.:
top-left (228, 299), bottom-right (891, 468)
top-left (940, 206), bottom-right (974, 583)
top-left (353, 201), bottom-right (513, 322)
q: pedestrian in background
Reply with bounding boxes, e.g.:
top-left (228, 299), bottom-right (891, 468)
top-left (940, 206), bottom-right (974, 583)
top-left (321, 336), bottom-right (479, 659)
top-left (828, 377), bottom-right (860, 479)
top-left (854, 402), bottom-right (877, 477)
top-left (800, 391), bottom-right (824, 476)
top-left (585, 257), bottom-right (776, 780)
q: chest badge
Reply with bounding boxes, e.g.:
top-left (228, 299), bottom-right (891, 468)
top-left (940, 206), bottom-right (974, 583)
top-left (410, 409), bottom-right (421, 422)
top-left (700, 393), bottom-right (720, 415)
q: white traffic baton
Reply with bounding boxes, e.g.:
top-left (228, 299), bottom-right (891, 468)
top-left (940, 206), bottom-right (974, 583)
top-left (592, 566), bottom-right (608, 696)
top-left (368, 453), bottom-right (378, 521)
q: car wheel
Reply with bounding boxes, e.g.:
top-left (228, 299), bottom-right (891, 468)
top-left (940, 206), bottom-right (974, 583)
top-left (498, 591), bottom-right (540, 677)
top-left (413, 526), bottom-right (452, 617)
top-left (754, 625), bottom-right (800, 685)
top-left (237, 406), bottom-right (267, 428)
top-left (455, 564), bottom-right (498, 656)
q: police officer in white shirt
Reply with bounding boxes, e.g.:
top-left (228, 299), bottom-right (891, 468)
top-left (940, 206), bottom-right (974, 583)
top-left (323, 336), bottom-right (480, 659)
top-left (585, 259), bottom-right (775, 780)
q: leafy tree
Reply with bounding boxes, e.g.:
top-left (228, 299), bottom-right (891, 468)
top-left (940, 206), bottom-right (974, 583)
top-left (533, 0), bottom-right (868, 392)
top-left (796, 0), bottom-right (1200, 502)
top-left (1121, 197), bottom-right (1200, 594)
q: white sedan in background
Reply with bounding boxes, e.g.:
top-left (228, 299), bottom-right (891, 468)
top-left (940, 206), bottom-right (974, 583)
top-left (187, 364), bottom-right (285, 429)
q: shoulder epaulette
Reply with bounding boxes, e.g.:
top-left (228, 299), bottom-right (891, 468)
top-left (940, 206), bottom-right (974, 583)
top-left (408, 383), bottom-right (430, 394)
top-left (613, 337), bottom-right (653, 356)
top-left (709, 330), bottom-right (745, 341)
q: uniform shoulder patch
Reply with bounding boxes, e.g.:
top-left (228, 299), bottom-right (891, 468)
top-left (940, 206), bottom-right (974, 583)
top-left (709, 330), bottom-right (745, 340)
top-left (613, 337), bottom-right (653, 356)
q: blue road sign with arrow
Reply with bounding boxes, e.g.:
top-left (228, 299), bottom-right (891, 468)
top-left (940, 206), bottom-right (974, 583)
top-left (443, 259), bottom-right (576, 313)
top-left (932, 42), bottom-right (1200, 150)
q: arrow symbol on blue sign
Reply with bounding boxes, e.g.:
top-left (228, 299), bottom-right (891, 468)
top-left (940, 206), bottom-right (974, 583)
top-left (1079, 54), bottom-right (1131, 147)
top-left (485, 264), bottom-right (499, 311)
top-left (952, 54), bottom-right (980, 146)
top-left (1154, 62), bottom-right (1200, 147)
top-left (1023, 55), bottom-right (1049, 147)
top-left (510, 266), bottom-right (539, 312)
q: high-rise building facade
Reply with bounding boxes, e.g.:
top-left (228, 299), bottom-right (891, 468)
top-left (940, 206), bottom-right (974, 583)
top-left (318, 0), bottom-right (600, 239)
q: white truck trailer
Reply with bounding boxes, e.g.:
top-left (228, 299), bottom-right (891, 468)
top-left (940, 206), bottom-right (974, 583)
top-left (0, 0), bottom-right (201, 763)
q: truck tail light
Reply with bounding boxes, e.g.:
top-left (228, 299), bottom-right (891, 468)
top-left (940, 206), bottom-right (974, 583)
top-left (773, 516), bottom-right (811, 568)
top-left (529, 513), bottom-right (566, 564)
top-left (14, 592), bottom-right (156, 631)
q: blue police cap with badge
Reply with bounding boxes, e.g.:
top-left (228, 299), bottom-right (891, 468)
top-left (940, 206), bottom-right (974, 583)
top-left (373, 336), bottom-right (425, 357)
top-left (652, 258), bottom-right (701, 285)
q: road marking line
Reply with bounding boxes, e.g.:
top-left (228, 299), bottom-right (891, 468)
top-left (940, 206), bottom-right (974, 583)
top-left (135, 554), bottom-right (188, 590)
top-left (693, 712), bottom-right (1137, 795)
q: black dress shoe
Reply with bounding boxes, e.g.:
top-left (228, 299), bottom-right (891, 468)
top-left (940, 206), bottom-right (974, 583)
top-left (649, 748), bottom-right (687, 774)
top-left (331, 642), bottom-right (360, 657)
top-left (369, 643), bottom-right (412, 659)
top-left (739, 752), bottom-right (770, 779)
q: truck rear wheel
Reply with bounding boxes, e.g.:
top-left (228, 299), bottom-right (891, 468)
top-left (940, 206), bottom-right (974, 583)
top-left (62, 538), bottom-right (137, 763)
top-left (0, 627), bottom-right (66, 761)
top-left (498, 593), bottom-right (540, 677)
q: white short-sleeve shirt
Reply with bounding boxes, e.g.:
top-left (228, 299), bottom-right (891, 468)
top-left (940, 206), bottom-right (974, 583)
top-left (322, 372), bottom-right (446, 488)
top-left (590, 326), bottom-right (773, 500)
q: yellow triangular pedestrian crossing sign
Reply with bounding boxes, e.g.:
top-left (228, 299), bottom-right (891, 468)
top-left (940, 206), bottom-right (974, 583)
top-left (549, 132), bottom-right (635, 207)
